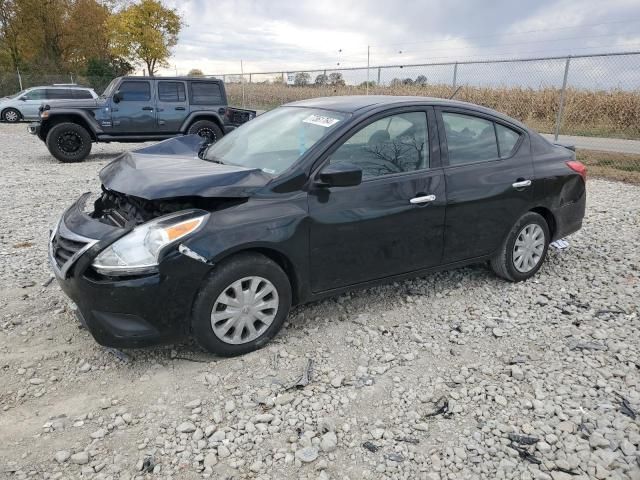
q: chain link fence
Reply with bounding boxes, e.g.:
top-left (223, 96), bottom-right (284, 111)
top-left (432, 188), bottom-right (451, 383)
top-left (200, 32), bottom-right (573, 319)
top-left (214, 52), bottom-right (640, 182)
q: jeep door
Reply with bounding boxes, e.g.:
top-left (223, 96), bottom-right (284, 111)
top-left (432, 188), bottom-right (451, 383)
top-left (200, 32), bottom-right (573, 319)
top-left (156, 80), bottom-right (188, 132)
top-left (110, 80), bottom-right (157, 133)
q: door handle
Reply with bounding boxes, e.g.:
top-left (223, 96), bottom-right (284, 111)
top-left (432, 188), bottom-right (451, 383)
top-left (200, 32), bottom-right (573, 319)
top-left (512, 179), bottom-right (532, 189)
top-left (142, 106), bottom-right (153, 111)
top-left (410, 194), bottom-right (436, 204)
top-left (175, 106), bottom-right (186, 111)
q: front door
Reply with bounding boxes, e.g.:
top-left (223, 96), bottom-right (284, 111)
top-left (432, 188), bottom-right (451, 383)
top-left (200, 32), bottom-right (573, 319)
top-left (437, 109), bottom-right (535, 263)
top-left (111, 80), bottom-right (156, 134)
top-left (156, 80), bottom-right (188, 132)
top-left (308, 109), bottom-right (445, 292)
top-left (19, 87), bottom-right (47, 119)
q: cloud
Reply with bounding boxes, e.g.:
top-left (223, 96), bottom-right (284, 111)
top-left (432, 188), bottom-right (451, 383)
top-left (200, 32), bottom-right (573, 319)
top-left (156, 0), bottom-right (640, 76)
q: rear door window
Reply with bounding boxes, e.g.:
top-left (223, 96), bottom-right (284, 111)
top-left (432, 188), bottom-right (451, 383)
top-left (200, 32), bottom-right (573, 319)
top-left (46, 89), bottom-right (74, 99)
top-left (190, 82), bottom-right (223, 104)
top-left (442, 112), bottom-right (499, 165)
top-left (158, 81), bottom-right (186, 102)
top-left (118, 81), bottom-right (151, 101)
top-left (73, 89), bottom-right (94, 99)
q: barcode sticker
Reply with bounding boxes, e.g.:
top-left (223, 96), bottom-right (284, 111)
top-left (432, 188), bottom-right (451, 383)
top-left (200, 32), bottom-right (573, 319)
top-left (303, 114), bottom-right (341, 127)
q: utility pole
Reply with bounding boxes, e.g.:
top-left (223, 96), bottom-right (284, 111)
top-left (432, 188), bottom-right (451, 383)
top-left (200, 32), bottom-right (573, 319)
top-left (16, 67), bottom-right (23, 90)
top-left (240, 60), bottom-right (245, 108)
top-left (366, 45), bottom-right (370, 95)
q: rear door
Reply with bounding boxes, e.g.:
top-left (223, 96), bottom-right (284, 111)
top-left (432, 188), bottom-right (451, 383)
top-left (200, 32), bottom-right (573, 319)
top-left (110, 80), bottom-right (156, 133)
top-left (437, 108), bottom-right (534, 263)
top-left (156, 80), bottom-right (188, 132)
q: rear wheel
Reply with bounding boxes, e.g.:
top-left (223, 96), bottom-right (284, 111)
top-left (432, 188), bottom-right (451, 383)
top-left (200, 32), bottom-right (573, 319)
top-left (490, 212), bottom-right (550, 282)
top-left (2, 108), bottom-right (21, 123)
top-left (45, 122), bottom-right (92, 163)
top-left (191, 252), bottom-right (291, 356)
top-left (187, 120), bottom-right (223, 143)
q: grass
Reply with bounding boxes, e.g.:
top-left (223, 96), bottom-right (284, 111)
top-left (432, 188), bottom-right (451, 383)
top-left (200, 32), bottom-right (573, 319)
top-left (227, 83), bottom-right (640, 139)
top-left (577, 149), bottom-right (640, 184)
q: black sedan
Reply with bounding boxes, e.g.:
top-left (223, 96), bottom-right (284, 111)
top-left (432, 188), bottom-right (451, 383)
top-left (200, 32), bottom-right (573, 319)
top-left (49, 96), bottom-right (586, 356)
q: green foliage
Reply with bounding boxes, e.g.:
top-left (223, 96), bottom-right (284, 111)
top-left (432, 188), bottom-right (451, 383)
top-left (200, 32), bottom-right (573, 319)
top-left (109, 0), bottom-right (182, 76)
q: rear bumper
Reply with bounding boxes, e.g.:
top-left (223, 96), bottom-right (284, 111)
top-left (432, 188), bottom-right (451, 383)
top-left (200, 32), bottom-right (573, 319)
top-left (28, 121), bottom-right (40, 136)
top-left (552, 189), bottom-right (586, 240)
top-left (50, 194), bottom-right (213, 348)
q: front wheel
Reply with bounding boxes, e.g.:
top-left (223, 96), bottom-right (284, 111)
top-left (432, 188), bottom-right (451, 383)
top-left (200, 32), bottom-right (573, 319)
top-left (187, 120), bottom-right (223, 143)
top-left (490, 212), bottom-right (550, 282)
top-left (45, 122), bottom-right (92, 163)
top-left (191, 252), bottom-right (292, 356)
top-left (2, 108), bottom-right (21, 123)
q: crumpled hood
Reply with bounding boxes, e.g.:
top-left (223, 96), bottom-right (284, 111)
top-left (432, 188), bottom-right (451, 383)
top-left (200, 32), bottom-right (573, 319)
top-left (99, 135), bottom-right (272, 200)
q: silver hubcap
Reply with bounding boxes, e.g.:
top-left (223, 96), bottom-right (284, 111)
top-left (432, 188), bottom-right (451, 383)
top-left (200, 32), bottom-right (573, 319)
top-left (5, 111), bottom-right (18, 122)
top-left (513, 223), bottom-right (546, 273)
top-left (210, 276), bottom-right (279, 344)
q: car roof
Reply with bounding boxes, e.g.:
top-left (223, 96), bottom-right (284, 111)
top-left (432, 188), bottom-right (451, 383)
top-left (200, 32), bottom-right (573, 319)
top-left (120, 76), bottom-right (221, 82)
top-left (284, 95), bottom-right (528, 129)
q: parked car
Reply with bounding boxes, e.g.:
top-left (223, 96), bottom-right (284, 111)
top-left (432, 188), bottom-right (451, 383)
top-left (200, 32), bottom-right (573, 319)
top-left (28, 76), bottom-right (257, 163)
top-left (49, 96), bottom-right (586, 356)
top-left (0, 85), bottom-right (97, 123)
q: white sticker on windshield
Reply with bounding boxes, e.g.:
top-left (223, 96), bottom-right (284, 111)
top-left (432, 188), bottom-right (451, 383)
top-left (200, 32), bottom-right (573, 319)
top-left (303, 114), bottom-right (340, 128)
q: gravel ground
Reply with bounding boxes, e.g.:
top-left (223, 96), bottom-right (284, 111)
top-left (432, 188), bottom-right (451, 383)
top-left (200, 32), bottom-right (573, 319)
top-left (0, 123), bottom-right (639, 480)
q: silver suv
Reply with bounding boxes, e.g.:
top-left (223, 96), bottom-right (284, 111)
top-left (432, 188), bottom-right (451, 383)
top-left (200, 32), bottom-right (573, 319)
top-left (0, 85), bottom-right (97, 123)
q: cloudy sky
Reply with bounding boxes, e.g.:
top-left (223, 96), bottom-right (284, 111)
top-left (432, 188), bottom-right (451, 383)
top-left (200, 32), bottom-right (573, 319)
top-left (159, 0), bottom-right (640, 77)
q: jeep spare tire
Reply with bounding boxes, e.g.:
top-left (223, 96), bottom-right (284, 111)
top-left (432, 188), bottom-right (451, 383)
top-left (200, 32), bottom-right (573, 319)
top-left (188, 120), bottom-right (223, 143)
top-left (46, 122), bottom-right (92, 163)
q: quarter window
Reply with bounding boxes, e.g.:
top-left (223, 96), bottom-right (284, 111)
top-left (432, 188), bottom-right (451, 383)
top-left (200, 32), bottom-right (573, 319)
top-left (496, 123), bottom-right (521, 158)
top-left (118, 81), bottom-right (151, 101)
top-left (158, 81), bottom-right (186, 102)
top-left (330, 112), bottom-right (429, 179)
top-left (442, 112), bottom-right (498, 165)
top-left (190, 82), bottom-right (223, 104)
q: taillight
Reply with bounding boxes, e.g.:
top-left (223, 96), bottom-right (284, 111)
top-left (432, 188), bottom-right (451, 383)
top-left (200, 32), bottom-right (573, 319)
top-left (566, 161), bottom-right (587, 181)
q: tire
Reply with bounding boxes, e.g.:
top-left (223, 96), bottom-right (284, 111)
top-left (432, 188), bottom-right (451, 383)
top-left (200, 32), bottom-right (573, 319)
top-left (187, 120), bottom-right (223, 143)
top-left (191, 252), bottom-right (292, 356)
top-left (2, 108), bottom-right (21, 123)
top-left (45, 122), bottom-right (92, 163)
top-left (490, 212), bottom-right (550, 282)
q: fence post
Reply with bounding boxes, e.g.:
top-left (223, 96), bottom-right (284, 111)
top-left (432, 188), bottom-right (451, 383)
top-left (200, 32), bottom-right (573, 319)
top-left (452, 62), bottom-right (458, 89)
top-left (377, 67), bottom-right (381, 86)
top-left (249, 73), bottom-right (252, 84)
top-left (16, 68), bottom-right (23, 90)
top-left (554, 56), bottom-right (571, 141)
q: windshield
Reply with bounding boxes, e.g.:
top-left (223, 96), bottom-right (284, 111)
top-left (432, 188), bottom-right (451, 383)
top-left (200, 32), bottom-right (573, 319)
top-left (7, 89), bottom-right (27, 99)
top-left (101, 78), bottom-right (119, 97)
top-left (205, 107), bottom-right (349, 175)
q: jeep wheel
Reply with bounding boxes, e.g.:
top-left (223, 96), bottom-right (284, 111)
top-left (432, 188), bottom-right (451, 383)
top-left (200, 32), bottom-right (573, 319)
top-left (46, 122), bottom-right (92, 163)
top-left (188, 120), bottom-right (223, 143)
top-left (2, 108), bottom-right (21, 123)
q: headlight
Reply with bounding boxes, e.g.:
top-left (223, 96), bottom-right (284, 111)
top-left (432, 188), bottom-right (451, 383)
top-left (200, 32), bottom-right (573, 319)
top-left (92, 210), bottom-right (208, 276)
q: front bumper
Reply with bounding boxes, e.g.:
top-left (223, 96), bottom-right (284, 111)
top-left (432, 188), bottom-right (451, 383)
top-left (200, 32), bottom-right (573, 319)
top-left (50, 194), bottom-right (213, 348)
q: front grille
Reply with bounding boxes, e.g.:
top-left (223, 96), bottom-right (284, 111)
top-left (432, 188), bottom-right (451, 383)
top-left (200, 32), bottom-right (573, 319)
top-left (51, 233), bottom-right (88, 270)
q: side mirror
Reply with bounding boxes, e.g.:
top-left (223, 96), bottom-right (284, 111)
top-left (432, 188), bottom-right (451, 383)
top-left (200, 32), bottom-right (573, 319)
top-left (316, 162), bottom-right (362, 188)
top-left (112, 92), bottom-right (121, 103)
top-left (197, 138), bottom-right (212, 159)
top-left (19, 96), bottom-right (26, 101)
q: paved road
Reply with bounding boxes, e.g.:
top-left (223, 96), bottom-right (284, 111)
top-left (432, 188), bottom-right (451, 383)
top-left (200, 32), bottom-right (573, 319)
top-left (542, 133), bottom-right (640, 155)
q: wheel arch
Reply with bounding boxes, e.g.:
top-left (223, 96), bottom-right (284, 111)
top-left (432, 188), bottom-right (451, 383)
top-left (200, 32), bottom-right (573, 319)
top-left (529, 206), bottom-right (557, 240)
top-left (42, 114), bottom-right (97, 141)
top-left (1, 106), bottom-right (22, 120)
top-left (182, 113), bottom-right (225, 134)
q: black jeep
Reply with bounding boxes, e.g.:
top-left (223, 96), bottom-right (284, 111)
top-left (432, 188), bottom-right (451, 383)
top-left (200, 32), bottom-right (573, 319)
top-left (29, 76), bottom-right (256, 162)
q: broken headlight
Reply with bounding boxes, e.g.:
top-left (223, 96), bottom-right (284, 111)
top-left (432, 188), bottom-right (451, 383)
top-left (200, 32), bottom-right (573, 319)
top-left (92, 210), bottom-right (208, 276)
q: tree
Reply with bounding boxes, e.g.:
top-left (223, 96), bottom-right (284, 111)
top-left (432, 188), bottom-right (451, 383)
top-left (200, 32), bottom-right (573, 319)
top-left (402, 78), bottom-right (414, 85)
top-left (390, 78), bottom-right (403, 87)
top-left (187, 68), bottom-right (204, 76)
top-left (110, 0), bottom-right (182, 76)
top-left (359, 80), bottom-right (375, 88)
top-left (0, 0), bottom-right (21, 70)
top-left (415, 75), bottom-right (427, 86)
top-left (328, 72), bottom-right (345, 86)
top-left (294, 72), bottom-right (310, 86)
top-left (314, 73), bottom-right (328, 86)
